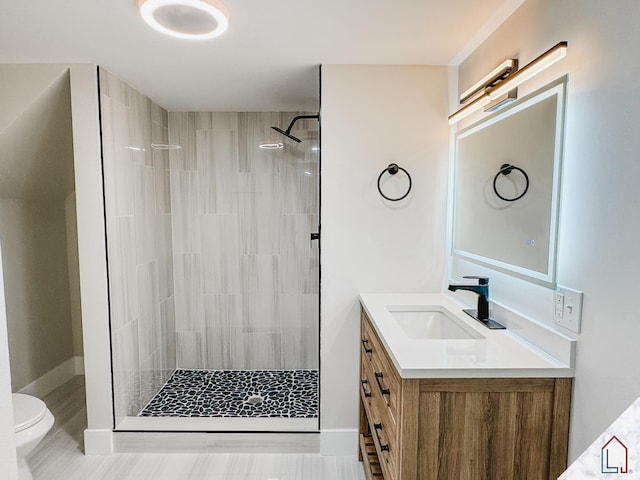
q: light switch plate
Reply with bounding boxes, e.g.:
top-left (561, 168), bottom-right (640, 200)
top-left (553, 285), bottom-right (583, 333)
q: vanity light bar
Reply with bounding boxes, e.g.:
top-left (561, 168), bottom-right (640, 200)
top-left (448, 93), bottom-right (492, 125)
top-left (459, 59), bottom-right (517, 104)
top-left (448, 41), bottom-right (568, 126)
top-left (487, 42), bottom-right (568, 100)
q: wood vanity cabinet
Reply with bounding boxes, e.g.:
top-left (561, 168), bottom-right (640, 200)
top-left (358, 308), bottom-right (572, 480)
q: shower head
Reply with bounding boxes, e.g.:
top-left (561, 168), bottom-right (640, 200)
top-left (271, 114), bottom-right (319, 143)
top-left (271, 126), bottom-right (302, 143)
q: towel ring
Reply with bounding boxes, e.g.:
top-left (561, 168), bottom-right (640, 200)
top-left (377, 163), bottom-right (412, 201)
top-left (493, 163), bottom-right (529, 202)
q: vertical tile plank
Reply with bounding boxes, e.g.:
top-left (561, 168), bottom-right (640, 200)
top-left (240, 255), bottom-right (280, 334)
top-left (173, 253), bottom-right (205, 332)
top-left (200, 214), bottom-right (240, 295)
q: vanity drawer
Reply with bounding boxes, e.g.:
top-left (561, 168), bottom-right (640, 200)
top-left (361, 311), bottom-right (402, 425)
top-left (361, 352), bottom-right (399, 480)
top-left (361, 351), bottom-right (398, 439)
top-left (360, 353), bottom-right (376, 411)
top-left (359, 434), bottom-right (384, 480)
top-left (360, 312), bottom-right (383, 362)
top-left (364, 395), bottom-right (399, 480)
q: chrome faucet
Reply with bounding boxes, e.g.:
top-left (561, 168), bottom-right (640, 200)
top-left (448, 276), bottom-right (505, 330)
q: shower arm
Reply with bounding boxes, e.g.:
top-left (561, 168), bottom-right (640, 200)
top-left (282, 114), bottom-right (320, 135)
top-left (271, 113), bottom-right (320, 143)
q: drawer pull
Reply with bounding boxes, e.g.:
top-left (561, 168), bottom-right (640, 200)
top-left (361, 338), bottom-right (373, 354)
top-left (361, 379), bottom-right (372, 398)
top-left (373, 422), bottom-right (390, 452)
top-left (374, 372), bottom-right (390, 396)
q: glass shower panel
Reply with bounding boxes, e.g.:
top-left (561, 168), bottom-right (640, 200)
top-left (99, 68), bottom-right (176, 427)
top-left (100, 68), bottom-right (319, 431)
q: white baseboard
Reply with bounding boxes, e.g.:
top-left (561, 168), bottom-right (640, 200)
top-left (18, 355), bottom-right (84, 398)
top-left (320, 429), bottom-right (358, 456)
top-left (110, 430), bottom-right (354, 455)
top-left (84, 429), bottom-right (113, 455)
top-left (113, 432), bottom-right (320, 454)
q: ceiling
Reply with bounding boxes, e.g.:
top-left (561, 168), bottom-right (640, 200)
top-left (0, 0), bottom-right (523, 112)
top-left (0, 70), bottom-right (75, 200)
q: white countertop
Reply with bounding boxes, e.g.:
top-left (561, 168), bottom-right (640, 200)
top-left (359, 293), bottom-right (574, 379)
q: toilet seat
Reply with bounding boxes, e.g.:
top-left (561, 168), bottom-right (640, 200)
top-left (12, 393), bottom-right (47, 433)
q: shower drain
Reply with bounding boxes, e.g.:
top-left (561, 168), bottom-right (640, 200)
top-left (245, 394), bottom-right (264, 406)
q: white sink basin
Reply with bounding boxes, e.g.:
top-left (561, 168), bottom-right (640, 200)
top-left (388, 306), bottom-right (484, 340)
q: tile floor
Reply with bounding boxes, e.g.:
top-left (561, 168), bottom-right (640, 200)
top-left (27, 376), bottom-right (364, 480)
top-left (139, 369), bottom-right (318, 418)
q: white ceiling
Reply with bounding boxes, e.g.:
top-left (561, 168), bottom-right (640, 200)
top-left (0, 0), bottom-right (523, 112)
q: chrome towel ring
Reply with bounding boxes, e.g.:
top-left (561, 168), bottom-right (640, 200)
top-left (493, 163), bottom-right (529, 202)
top-left (377, 163), bottom-right (412, 202)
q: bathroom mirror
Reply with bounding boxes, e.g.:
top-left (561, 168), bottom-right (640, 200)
top-left (452, 78), bottom-right (566, 285)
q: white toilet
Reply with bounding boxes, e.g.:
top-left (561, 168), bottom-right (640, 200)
top-left (13, 393), bottom-right (55, 480)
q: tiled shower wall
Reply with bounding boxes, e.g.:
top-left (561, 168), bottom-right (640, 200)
top-left (100, 69), bottom-right (176, 424)
top-left (168, 112), bottom-right (319, 370)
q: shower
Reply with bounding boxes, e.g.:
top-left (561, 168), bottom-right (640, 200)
top-left (99, 68), bottom-right (320, 433)
top-left (271, 113), bottom-right (319, 143)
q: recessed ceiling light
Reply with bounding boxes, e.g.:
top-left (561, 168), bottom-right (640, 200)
top-left (138, 0), bottom-right (229, 40)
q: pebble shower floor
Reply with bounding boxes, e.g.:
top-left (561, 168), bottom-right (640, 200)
top-left (139, 369), bottom-right (318, 418)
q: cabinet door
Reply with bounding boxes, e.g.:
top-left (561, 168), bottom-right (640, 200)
top-left (416, 378), bottom-right (561, 480)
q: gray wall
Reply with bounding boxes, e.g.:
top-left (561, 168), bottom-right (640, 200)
top-left (0, 64), bottom-right (80, 393)
top-left (168, 112), bottom-right (319, 370)
top-left (65, 193), bottom-right (83, 357)
top-left (0, 200), bottom-right (75, 391)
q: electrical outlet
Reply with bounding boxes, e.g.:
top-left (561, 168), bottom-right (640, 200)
top-left (554, 292), bottom-right (564, 317)
top-left (553, 286), bottom-right (583, 333)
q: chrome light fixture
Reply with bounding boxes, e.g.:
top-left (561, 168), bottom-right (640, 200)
top-left (447, 94), bottom-right (492, 125)
top-left (449, 42), bottom-right (567, 125)
top-left (459, 59), bottom-right (517, 104)
top-left (139, 0), bottom-right (229, 40)
top-left (487, 42), bottom-right (568, 100)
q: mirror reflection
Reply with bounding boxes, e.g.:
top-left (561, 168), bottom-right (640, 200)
top-left (452, 79), bottom-right (566, 284)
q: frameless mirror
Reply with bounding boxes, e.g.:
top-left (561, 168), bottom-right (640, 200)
top-left (452, 78), bottom-right (566, 285)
